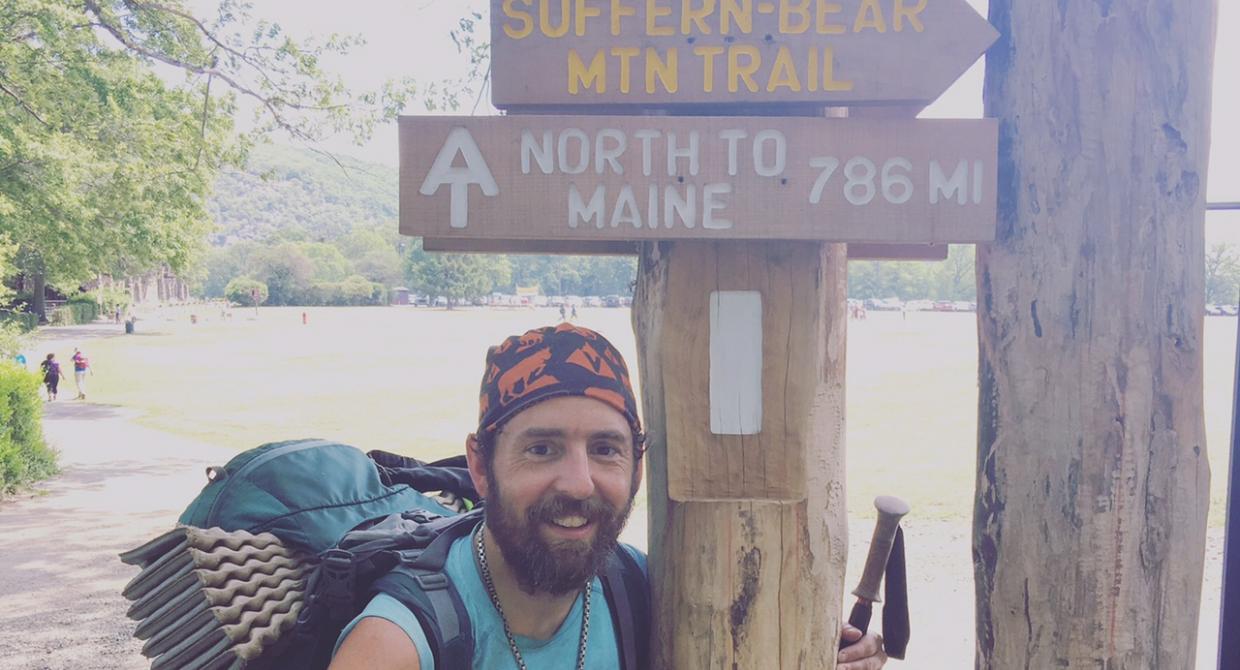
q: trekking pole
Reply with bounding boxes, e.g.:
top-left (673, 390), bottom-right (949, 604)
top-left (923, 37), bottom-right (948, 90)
top-left (844, 496), bottom-right (910, 660)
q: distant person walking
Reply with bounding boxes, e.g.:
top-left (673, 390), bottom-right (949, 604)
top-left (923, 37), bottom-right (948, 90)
top-left (40, 353), bottom-right (62, 401)
top-left (71, 348), bottom-right (92, 400)
top-left (571, 304), bottom-right (579, 320)
top-left (14, 353), bottom-right (27, 369)
top-left (559, 304), bottom-right (567, 321)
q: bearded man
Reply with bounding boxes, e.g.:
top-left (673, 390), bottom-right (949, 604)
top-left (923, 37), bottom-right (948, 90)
top-left (330, 324), bottom-right (887, 669)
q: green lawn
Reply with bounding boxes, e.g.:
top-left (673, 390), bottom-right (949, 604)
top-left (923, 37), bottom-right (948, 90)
top-left (58, 305), bottom-right (1236, 525)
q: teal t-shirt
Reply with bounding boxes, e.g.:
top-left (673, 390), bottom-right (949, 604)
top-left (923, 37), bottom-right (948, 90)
top-left (333, 530), bottom-right (647, 669)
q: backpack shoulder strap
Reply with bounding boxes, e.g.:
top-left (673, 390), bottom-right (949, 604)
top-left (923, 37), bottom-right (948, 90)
top-left (371, 509), bottom-right (483, 670)
top-left (600, 546), bottom-right (650, 670)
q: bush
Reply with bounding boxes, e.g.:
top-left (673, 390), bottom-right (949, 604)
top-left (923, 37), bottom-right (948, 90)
top-left (48, 301), bottom-right (98, 325)
top-left (0, 310), bottom-right (37, 333)
top-left (87, 287), bottom-right (131, 316)
top-left (0, 363), bottom-right (57, 494)
top-left (225, 277), bottom-right (268, 307)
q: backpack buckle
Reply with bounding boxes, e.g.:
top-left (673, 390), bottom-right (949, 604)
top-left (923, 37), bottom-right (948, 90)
top-left (414, 571), bottom-right (450, 591)
top-left (319, 549), bottom-right (357, 615)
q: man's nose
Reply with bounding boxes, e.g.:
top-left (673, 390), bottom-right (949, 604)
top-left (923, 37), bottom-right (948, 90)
top-left (554, 446), bottom-right (596, 499)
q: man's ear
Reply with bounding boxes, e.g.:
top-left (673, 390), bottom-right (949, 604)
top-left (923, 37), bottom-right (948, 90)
top-left (465, 433), bottom-right (491, 499)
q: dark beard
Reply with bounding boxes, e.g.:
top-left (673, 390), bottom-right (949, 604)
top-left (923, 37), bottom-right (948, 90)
top-left (484, 480), bottom-right (633, 596)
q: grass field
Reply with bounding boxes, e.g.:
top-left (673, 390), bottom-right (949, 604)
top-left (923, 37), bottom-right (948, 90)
top-left (40, 304), bottom-right (1237, 527)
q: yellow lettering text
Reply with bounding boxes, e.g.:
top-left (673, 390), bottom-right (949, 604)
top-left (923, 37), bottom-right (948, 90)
top-left (646, 47), bottom-right (679, 92)
top-left (694, 45), bottom-right (725, 92)
top-left (765, 46), bottom-right (800, 91)
top-left (822, 46), bottom-right (853, 90)
top-left (501, 0), bottom-right (534, 39)
top-left (816, 0), bottom-right (844, 34)
top-left (720, 0), bottom-right (753, 35)
top-left (807, 45), bottom-right (819, 91)
top-left (568, 49), bottom-right (607, 93)
top-left (779, 0), bottom-right (811, 34)
top-left (611, 46), bottom-right (641, 93)
top-left (610, 0), bottom-right (637, 35)
top-left (646, 0), bottom-right (674, 35)
top-left (681, 0), bottom-right (714, 35)
top-left (894, 0), bottom-right (927, 32)
top-left (575, 0), bottom-right (602, 35)
top-left (728, 45), bottom-right (760, 92)
top-left (540, 0), bottom-right (571, 37)
top-left (853, 0), bottom-right (887, 33)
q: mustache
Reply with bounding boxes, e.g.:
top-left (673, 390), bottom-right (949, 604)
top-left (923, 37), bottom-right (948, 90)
top-left (527, 494), bottom-right (617, 524)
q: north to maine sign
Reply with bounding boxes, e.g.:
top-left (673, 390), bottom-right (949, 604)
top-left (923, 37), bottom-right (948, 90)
top-left (399, 115), bottom-right (997, 243)
top-left (489, 0), bottom-right (999, 108)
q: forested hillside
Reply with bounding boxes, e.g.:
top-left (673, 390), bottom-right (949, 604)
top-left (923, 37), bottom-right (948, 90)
top-left (208, 144), bottom-right (398, 245)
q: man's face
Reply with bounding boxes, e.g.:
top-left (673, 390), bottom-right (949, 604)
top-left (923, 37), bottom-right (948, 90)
top-left (468, 395), bottom-right (642, 596)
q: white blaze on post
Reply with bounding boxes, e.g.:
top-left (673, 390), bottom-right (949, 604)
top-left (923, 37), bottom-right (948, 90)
top-left (419, 128), bottom-right (499, 228)
top-left (710, 291), bottom-right (763, 436)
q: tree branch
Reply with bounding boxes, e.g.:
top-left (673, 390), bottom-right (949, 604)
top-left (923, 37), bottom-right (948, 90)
top-left (83, 0), bottom-right (347, 141)
top-left (0, 77), bottom-right (51, 128)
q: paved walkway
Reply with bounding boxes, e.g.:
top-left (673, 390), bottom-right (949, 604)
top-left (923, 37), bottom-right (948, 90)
top-left (0, 325), bottom-right (229, 670)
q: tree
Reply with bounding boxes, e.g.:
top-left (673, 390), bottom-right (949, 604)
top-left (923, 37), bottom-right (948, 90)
top-left (1205, 242), bottom-right (1240, 306)
top-left (224, 276), bottom-right (266, 307)
top-left (411, 254), bottom-right (491, 306)
top-left (975, 3), bottom-right (1213, 667)
top-left (1, 0), bottom-right (435, 318)
top-left (249, 243), bottom-right (313, 305)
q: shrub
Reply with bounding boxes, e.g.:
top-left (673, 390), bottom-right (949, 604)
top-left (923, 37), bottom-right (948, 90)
top-left (0, 362), bottom-right (57, 494)
top-left (225, 277), bottom-right (268, 307)
top-left (48, 301), bottom-right (97, 325)
top-left (0, 310), bottom-right (37, 333)
top-left (86, 287), bottom-right (131, 315)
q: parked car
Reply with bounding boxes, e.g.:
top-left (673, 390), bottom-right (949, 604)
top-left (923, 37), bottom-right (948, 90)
top-left (953, 301), bottom-right (975, 312)
top-left (906, 299), bottom-right (933, 311)
top-left (1206, 304), bottom-right (1224, 316)
top-left (604, 295), bottom-right (622, 308)
top-left (584, 296), bottom-right (602, 307)
top-left (933, 300), bottom-right (955, 312)
top-left (1222, 305), bottom-right (1239, 317)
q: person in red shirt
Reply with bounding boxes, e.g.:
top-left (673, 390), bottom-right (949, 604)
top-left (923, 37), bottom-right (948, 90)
top-left (71, 347), bottom-right (92, 400)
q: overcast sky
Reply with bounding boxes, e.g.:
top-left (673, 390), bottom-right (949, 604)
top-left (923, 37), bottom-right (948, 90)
top-left (213, 0), bottom-right (1238, 242)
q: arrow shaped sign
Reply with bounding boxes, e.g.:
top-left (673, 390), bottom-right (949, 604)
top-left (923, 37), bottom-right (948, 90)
top-left (490, 0), bottom-right (999, 108)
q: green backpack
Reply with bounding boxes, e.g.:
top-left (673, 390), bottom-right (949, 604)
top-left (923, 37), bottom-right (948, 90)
top-left (119, 438), bottom-right (649, 670)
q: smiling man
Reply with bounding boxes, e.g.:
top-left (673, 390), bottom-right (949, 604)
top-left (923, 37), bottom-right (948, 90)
top-left (330, 323), bottom-right (886, 669)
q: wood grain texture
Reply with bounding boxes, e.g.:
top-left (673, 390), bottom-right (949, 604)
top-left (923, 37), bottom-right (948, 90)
top-left (490, 0), bottom-right (997, 107)
top-left (399, 115), bottom-right (998, 244)
top-left (975, 2), bottom-right (1216, 667)
top-left (423, 237), bottom-right (949, 260)
top-left (635, 240), bottom-right (849, 668)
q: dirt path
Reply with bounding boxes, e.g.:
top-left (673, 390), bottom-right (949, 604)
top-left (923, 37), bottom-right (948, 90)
top-left (0, 400), bottom-right (228, 670)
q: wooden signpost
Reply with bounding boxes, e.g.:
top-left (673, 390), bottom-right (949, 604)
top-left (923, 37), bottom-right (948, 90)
top-left (400, 116), bottom-right (997, 243)
top-left (400, 1), bottom-right (998, 667)
top-left (490, 0), bottom-right (998, 108)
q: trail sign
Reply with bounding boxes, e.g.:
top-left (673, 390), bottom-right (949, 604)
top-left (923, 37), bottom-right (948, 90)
top-left (399, 115), bottom-right (996, 244)
top-left (490, 0), bottom-right (999, 108)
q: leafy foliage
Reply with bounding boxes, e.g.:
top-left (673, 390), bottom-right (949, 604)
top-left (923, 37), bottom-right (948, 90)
top-left (0, 361), bottom-right (56, 494)
top-left (848, 246), bottom-right (977, 301)
top-left (224, 276), bottom-right (267, 306)
top-left (1206, 243), bottom-right (1240, 306)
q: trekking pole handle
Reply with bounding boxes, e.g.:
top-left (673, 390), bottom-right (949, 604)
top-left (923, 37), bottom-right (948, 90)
top-left (851, 496), bottom-right (910, 603)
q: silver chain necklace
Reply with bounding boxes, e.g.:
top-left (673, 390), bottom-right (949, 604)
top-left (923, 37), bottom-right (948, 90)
top-left (474, 523), bottom-right (591, 670)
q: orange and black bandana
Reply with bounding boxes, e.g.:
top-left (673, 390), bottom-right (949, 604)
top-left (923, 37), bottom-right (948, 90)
top-left (477, 324), bottom-right (642, 443)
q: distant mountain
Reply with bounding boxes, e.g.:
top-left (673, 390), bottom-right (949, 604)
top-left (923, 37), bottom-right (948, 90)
top-left (207, 144), bottom-right (398, 245)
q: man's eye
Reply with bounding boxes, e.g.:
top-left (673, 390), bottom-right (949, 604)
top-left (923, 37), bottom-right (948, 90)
top-left (591, 444), bottom-right (621, 457)
top-left (526, 444), bottom-right (552, 456)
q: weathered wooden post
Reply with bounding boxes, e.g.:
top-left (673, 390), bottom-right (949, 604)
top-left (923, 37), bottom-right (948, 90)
top-left (402, 2), bottom-right (997, 667)
top-left (975, 2), bottom-right (1217, 667)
